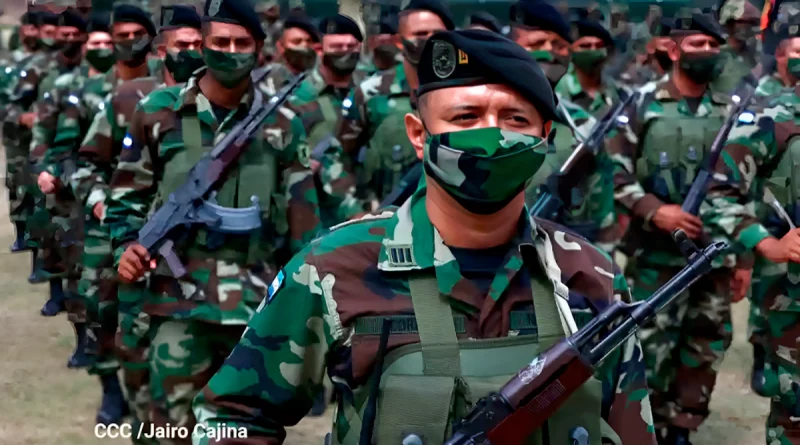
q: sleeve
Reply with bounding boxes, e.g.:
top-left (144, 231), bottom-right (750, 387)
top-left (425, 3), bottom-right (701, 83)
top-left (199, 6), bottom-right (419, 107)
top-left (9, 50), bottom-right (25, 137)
top-left (51, 87), bottom-right (90, 179)
top-left (30, 81), bottom-right (60, 168)
top-left (317, 137), bottom-right (363, 224)
top-left (105, 103), bottom-right (159, 262)
top-left (72, 97), bottom-right (115, 212)
top-left (278, 111), bottom-right (322, 252)
top-left (606, 99), bottom-right (666, 221)
top-left (192, 244), bottom-right (341, 445)
top-left (598, 267), bottom-right (658, 445)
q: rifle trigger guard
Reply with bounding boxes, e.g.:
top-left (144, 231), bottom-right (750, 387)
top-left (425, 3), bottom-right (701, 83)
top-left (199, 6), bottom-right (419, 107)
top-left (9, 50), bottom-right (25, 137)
top-left (195, 194), bottom-right (262, 234)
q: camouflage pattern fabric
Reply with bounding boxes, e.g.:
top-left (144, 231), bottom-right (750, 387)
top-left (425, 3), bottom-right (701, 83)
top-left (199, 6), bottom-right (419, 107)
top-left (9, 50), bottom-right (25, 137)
top-left (105, 67), bottom-right (319, 436)
top-left (755, 73), bottom-right (787, 98)
top-left (618, 57), bottom-right (660, 89)
top-left (709, 85), bottom-right (800, 443)
top-left (333, 62), bottom-right (417, 206)
top-left (711, 47), bottom-right (758, 95)
top-left (192, 188), bottom-right (656, 444)
top-left (257, 62), bottom-right (293, 96)
top-left (555, 65), bottom-right (627, 117)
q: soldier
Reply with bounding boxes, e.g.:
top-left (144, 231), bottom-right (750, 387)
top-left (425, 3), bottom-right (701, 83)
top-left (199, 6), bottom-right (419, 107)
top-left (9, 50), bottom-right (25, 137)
top-left (157, 5), bottom-right (204, 84)
top-left (606, 13), bottom-right (756, 445)
top-left (619, 17), bottom-right (674, 89)
top-left (192, 28), bottom-right (656, 445)
top-left (70, 3), bottom-right (161, 437)
top-left (255, 0), bottom-right (282, 58)
top-left (555, 17), bottom-right (622, 117)
top-left (713, 0), bottom-right (761, 94)
top-left (8, 11), bottom-right (42, 65)
top-left (276, 13), bottom-right (319, 76)
top-left (333, 0), bottom-right (454, 208)
top-left (354, 14), bottom-right (399, 86)
top-left (466, 11), bottom-right (502, 34)
top-left (110, 0), bottom-right (319, 441)
top-left (754, 21), bottom-right (800, 98)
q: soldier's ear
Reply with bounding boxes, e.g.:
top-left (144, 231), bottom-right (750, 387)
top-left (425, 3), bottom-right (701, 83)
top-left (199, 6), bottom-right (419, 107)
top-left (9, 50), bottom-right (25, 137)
top-left (664, 39), bottom-right (680, 62)
top-left (405, 111), bottom-right (425, 160)
top-left (157, 43), bottom-right (167, 59)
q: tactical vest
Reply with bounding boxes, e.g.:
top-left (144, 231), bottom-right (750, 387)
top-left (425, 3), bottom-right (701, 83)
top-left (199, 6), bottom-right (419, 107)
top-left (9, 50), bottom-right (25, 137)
top-left (636, 101), bottom-right (726, 204)
top-left (364, 94), bottom-right (418, 200)
top-left (156, 104), bottom-right (277, 266)
top-left (307, 93), bottom-right (339, 149)
top-left (331, 273), bottom-right (604, 445)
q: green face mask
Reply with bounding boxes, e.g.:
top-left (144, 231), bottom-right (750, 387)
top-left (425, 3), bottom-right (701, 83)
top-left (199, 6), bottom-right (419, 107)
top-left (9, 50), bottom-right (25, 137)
top-left (529, 50), bottom-right (570, 87)
top-left (114, 36), bottom-right (152, 67)
top-left (424, 127), bottom-right (547, 214)
top-left (283, 46), bottom-right (317, 72)
top-left (788, 58), bottom-right (800, 79)
top-left (401, 38), bottom-right (427, 66)
top-left (571, 48), bottom-right (609, 72)
top-left (85, 48), bottom-right (115, 73)
top-left (203, 48), bottom-right (256, 88)
top-left (165, 49), bottom-right (205, 83)
top-left (679, 51), bottom-right (723, 85)
top-left (40, 37), bottom-right (59, 50)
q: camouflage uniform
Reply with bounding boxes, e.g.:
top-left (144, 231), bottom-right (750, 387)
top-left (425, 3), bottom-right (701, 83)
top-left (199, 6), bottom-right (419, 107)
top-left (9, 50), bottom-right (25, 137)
top-left (710, 46), bottom-right (758, 95)
top-left (290, 66), bottom-right (363, 228)
top-left (712, 87), bottom-right (800, 443)
top-left (193, 188), bottom-right (657, 445)
top-left (554, 66), bottom-right (626, 118)
top-left (334, 63), bottom-right (418, 207)
top-left (607, 76), bottom-right (746, 434)
top-left (72, 63), bottom-right (164, 440)
top-left (756, 73), bottom-right (787, 99)
top-left (105, 67), bottom-right (319, 443)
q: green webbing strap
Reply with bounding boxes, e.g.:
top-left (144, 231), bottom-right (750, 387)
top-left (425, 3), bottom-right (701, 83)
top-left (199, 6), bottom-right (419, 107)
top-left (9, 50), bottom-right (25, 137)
top-left (318, 94), bottom-right (338, 123)
top-left (181, 113), bottom-right (204, 160)
top-left (531, 276), bottom-right (565, 349)
top-left (407, 274), bottom-right (462, 376)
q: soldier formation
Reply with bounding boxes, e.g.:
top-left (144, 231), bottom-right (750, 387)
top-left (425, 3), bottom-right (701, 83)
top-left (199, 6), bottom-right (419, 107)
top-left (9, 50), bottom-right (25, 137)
top-left (3, 0), bottom-right (800, 444)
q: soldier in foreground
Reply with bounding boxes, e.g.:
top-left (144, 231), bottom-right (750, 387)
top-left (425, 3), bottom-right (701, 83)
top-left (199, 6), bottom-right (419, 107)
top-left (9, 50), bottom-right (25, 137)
top-left (111, 0), bottom-right (319, 441)
top-left (192, 28), bottom-right (656, 445)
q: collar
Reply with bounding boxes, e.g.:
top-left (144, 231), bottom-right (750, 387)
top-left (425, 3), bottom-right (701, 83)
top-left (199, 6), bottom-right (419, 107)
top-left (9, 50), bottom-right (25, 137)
top-left (654, 75), bottom-right (727, 110)
top-left (172, 67), bottom-right (257, 130)
top-left (377, 188), bottom-right (567, 305)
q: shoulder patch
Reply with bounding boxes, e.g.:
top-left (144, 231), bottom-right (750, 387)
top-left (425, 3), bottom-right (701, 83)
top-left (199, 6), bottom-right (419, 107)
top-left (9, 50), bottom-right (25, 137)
top-left (329, 209), bottom-right (396, 232)
top-left (267, 269), bottom-right (286, 304)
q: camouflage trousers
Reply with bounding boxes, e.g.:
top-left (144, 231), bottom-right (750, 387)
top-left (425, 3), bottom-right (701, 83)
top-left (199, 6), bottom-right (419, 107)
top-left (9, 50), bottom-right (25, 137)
top-left (149, 317), bottom-right (245, 445)
top-left (3, 121), bottom-right (32, 223)
top-left (749, 258), bottom-right (786, 350)
top-left (81, 221), bottom-right (120, 376)
top-left (757, 268), bottom-right (800, 445)
top-left (630, 263), bottom-right (733, 431)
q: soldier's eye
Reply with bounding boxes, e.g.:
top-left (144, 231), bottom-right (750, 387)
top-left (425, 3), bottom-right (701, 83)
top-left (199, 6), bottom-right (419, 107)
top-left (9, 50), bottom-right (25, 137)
top-left (452, 113), bottom-right (478, 122)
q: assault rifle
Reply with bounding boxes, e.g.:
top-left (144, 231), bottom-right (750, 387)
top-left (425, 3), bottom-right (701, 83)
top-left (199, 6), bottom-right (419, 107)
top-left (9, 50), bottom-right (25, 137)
top-left (445, 231), bottom-right (726, 445)
top-left (681, 81), bottom-right (755, 215)
top-left (529, 91), bottom-right (639, 221)
top-left (137, 71), bottom-right (306, 278)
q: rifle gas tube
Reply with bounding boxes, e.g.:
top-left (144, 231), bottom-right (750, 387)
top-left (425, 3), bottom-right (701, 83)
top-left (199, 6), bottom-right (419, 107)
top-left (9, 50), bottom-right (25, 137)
top-left (445, 232), bottom-right (726, 445)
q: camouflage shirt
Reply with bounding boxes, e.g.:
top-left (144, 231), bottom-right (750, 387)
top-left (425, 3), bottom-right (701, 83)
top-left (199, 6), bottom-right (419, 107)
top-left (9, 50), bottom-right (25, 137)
top-left (607, 76), bottom-right (747, 267)
top-left (710, 47), bottom-right (757, 95)
top-left (105, 68), bottom-right (320, 324)
top-left (555, 65), bottom-right (626, 117)
top-left (193, 188), bottom-right (656, 444)
top-left (755, 73), bottom-right (787, 98)
top-left (1, 50), bottom-right (58, 152)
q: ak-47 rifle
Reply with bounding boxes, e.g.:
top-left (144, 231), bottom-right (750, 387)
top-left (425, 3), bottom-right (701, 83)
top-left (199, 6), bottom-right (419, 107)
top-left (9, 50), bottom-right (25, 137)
top-left (137, 71), bottom-right (306, 278)
top-left (681, 81), bottom-right (756, 215)
top-left (529, 91), bottom-right (640, 221)
top-left (445, 231), bottom-right (726, 445)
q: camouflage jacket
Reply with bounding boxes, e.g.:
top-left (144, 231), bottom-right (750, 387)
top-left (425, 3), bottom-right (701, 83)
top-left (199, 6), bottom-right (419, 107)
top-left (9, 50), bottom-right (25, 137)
top-left (105, 68), bottom-right (320, 324)
top-left (290, 65), bottom-right (350, 143)
top-left (710, 47), bottom-right (757, 95)
top-left (1, 50), bottom-right (58, 151)
top-left (72, 65), bottom-right (160, 215)
top-left (607, 76), bottom-right (747, 267)
top-left (554, 65), bottom-right (626, 117)
top-left (257, 61), bottom-right (294, 96)
top-left (755, 73), bottom-right (787, 98)
top-left (193, 189), bottom-right (656, 444)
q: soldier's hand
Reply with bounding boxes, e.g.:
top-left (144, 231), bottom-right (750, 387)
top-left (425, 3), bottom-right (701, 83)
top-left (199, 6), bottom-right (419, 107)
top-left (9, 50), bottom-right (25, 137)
top-left (19, 112), bottom-right (36, 128)
top-left (92, 202), bottom-right (105, 220)
top-left (118, 243), bottom-right (153, 283)
top-left (37, 171), bottom-right (58, 194)
top-left (731, 267), bottom-right (752, 303)
top-left (651, 204), bottom-right (703, 239)
top-left (756, 230), bottom-right (800, 263)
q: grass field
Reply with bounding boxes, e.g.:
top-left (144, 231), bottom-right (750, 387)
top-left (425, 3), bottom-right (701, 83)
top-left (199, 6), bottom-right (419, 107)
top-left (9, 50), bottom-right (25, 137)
top-left (0, 146), bottom-right (769, 444)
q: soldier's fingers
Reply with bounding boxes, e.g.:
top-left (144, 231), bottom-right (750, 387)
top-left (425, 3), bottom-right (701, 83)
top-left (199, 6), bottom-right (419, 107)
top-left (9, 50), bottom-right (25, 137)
top-left (131, 244), bottom-right (150, 261)
top-left (121, 254), bottom-right (144, 271)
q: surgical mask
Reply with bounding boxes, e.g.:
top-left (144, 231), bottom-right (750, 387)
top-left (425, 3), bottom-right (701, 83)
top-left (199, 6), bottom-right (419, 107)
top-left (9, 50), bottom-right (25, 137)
top-left (85, 48), bottom-right (115, 73)
top-left (62, 40), bottom-right (83, 59)
top-left (40, 37), bottom-right (60, 50)
top-left (373, 44), bottom-right (400, 70)
top-left (529, 50), bottom-right (570, 88)
top-left (678, 51), bottom-right (723, 85)
top-left (401, 37), bottom-right (426, 66)
top-left (203, 48), bottom-right (256, 88)
top-left (654, 50), bottom-right (673, 72)
top-left (165, 49), bottom-right (204, 83)
top-left (322, 51), bottom-right (360, 76)
top-left (114, 36), bottom-right (152, 67)
top-left (571, 48), bottom-right (608, 73)
top-left (788, 58), bottom-right (800, 79)
top-left (423, 127), bottom-right (547, 214)
top-left (283, 46), bottom-right (317, 72)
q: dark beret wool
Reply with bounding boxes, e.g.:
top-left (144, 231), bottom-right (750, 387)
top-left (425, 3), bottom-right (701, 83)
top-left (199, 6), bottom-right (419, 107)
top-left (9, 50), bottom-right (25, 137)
top-left (510, 0), bottom-right (572, 43)
top-left (203, 0), bottom-right (266, 41)
top-left (283, 13), bottom-right (321, 42)
top-left (401, 0), bottom-right (455, 31)
top-left (671, 13), bottom-right (727, 44)
top-left (161, 5), bottom-right (202, 31)
top-left (39, 12), bottom-right (61, 27)
top-left (469, 11), bottom-right (502, 34)
top-left (59, 8), bottom-right (87, 32)
top-left (113, 4), bottom-right (157, 37)
top-left (319, 14), bottom-right (363, 41)
top-left (417, 29), bottom-right (559, 123)
top-left (87, 12), bottom-right (110, 34)
top-left (572, 18), bottom-right (613, 48)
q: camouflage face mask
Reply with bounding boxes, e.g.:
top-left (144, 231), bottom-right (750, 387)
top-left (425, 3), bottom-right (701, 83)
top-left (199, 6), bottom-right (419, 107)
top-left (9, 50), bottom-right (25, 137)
top-left (424, 127), bottom-right (547, 214)
top-left (528, 50), bottom-right (570, 88)
top-left (203, 48), bottom-right (256, 88)
top-left (571, 48), bottom-right (608, 73)
top-left (114, 36), bottom-right (152, 65)
top-left (283, 46), bottom-right (317, 72)
top-left (678, 51), bottom-right (723, 85)
top-left (85, 48), bottom-right (116, 73)
top-left (322, 51), bottom-right (360, 76)
top-left (165, 49), bottom-right (205, 83)
top-left (40, 37), bottom-right (60, 50)
top-left (789, 58), bottom-right (800, 79)
top-left (401, 37), bottom-right (427, 66)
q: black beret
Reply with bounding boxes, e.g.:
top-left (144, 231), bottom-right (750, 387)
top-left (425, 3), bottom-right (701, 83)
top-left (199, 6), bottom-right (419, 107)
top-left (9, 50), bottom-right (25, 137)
top-left (469, 12), bottom-right (502, 34)
top-left (401, 0), bottom-right (455, 31)
top-left (657, 17), bottom-right (674, 37)
top-left (417, 30), bottom-right (559, 123)
top-left (318, 14), bottom-right (363, 42)
top-left (671, 13), bottom-right (727, 44)
top-left (571, 18), bottom-right (613, 48)
top-left (21, 11), bottom-right (39, 26)
top-left (204, 0), bottom-right (267, 41)
top-left (378, 14), bottom-right (398, 34)
top-left (38, 11), bottom-right (61, 27)
top-left (87, 12), bottom-right (111, 34)
top-left (283, 13), bottom-right (321, 42)
top-left (59, 8), bottom-right (87, 32)
top-left (113, 4), bottom-right (157, 37)
top-left (161, 5), bottom-right (202, 31)
top-left (510, 0), bottom-right (573, 44)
